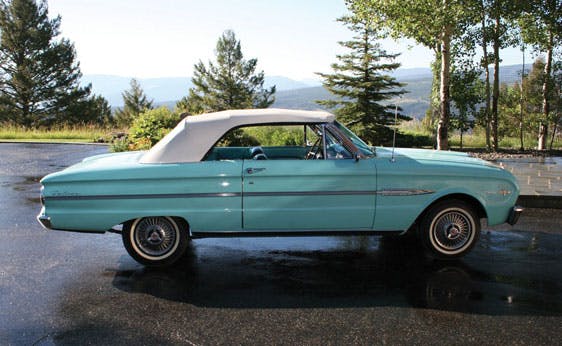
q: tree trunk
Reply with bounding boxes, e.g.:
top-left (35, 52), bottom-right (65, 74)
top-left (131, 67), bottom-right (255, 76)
top-left (491, 14), bottom-right (500, 152)
top-left (437, 26), bottom-right (451, 151)
top-left (538, 122), bottom-right (547, 150)
top-left (538, 31), bottom-right (553, 151)
top-left (550, 83), bottom-right (561, 150)
top-left (481, 6), bottom-right (491, 151)
top-left (551, 121), bottom-right (559, 150)
top-left (519, 45), bottom-right (525, 151)
top-left (483, 54), bottom-right (492, 151)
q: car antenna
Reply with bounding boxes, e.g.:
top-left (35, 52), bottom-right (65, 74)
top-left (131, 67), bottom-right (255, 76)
top-left (391, 103), bottom-right (398, 163)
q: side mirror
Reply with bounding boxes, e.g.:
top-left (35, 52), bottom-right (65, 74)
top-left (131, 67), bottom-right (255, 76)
top-left (353, 151), bottom-right (360, 162)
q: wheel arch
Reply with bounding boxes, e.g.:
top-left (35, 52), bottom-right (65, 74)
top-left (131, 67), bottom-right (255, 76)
top-left (406, 193), bottom-right (487, 234)
top-left (426, 193), bottom-right (487, 219)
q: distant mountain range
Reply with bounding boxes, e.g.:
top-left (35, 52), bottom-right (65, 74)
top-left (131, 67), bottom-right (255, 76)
top-left (83, 64), bottom-right (528, 120)
top-left (82, 75), bottom-right (320, 107)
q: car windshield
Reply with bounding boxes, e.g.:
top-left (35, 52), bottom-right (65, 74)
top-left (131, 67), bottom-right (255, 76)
top-left (333, 121), bottom-right (375, 157)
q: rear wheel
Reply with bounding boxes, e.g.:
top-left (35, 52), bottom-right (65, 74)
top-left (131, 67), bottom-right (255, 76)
top-left (122, 216), bottom-right (189, 266)
top-left (419, 200), bottom-right (480, 258)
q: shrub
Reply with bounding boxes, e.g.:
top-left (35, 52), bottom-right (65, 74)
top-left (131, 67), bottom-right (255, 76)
top-left (129, 107), bottom-right (181, 147)
top-left (395, 131), bottom-right (434, 148)
top-left (110, 136), bottom-right (130, 152)
top-left (110, 107), bottom-right (181, 152)
top-left (243, 126), bottom-right (304, 146)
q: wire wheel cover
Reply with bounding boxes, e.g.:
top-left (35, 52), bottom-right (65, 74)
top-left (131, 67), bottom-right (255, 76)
top-left (133, 217), bottom-right (178, 257)
top-left (431, 210), bottom-right (473, 252)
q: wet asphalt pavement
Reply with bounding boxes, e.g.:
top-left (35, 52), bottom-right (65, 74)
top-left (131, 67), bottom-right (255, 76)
top-left (1, 143), bottom-right (562, 345)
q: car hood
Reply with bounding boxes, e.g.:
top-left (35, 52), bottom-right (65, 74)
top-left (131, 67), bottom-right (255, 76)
top-left (374, 147), bottom-right (498, 168)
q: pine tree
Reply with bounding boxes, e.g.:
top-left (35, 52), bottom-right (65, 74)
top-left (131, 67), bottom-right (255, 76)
top-left (177, 30), bottom-right (275, 114)
top-left (0, 0), bottom-right (89, 127)
top-left (317, 16), bottom-right (407, 146)
top-left (114, 78), bottom-right (153, 127)
top-left (61, 94), bottom-right (113, 127)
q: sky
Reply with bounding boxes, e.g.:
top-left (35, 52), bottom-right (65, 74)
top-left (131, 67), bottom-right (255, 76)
top-left (47, 0), bottom-right (531, 81)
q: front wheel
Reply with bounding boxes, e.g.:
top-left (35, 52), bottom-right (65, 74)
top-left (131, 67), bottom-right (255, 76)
top-left (122, 216), bottom-right (189, 266)
top-left (418, 200), bottom-right (480, 258)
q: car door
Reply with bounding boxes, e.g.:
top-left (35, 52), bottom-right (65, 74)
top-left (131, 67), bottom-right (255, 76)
top-left (175, 160), bottom-right (244, 232)
top-left (242, 158), bottom-right (376, 231)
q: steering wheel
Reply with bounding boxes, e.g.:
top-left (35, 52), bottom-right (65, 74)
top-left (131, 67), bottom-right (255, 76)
top-left (249, 146), bottom-right (268, 160)
top-left (305, 137), bottom-right (322, 160)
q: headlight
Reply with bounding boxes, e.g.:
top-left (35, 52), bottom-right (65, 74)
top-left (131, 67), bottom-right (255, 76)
top-left (484, 160), bottom-right (504, 169)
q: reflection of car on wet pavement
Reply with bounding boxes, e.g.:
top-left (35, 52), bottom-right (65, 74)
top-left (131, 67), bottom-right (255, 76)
top-left (37, 108), bottom-right (522, 266)
top-left (111, 235), bottom-right (562, 316)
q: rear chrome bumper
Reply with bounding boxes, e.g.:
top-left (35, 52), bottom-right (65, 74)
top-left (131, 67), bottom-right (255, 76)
top-left (37, 215), bottom-right (52, 229)
top-left (507, 205), bottom-right (524, 225)
top-left (37, 209), bottom-right (52, 230)
top-left (36, 208), bottom-right (107, 234)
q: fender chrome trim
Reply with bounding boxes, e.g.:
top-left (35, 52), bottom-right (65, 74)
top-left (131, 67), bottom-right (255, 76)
top-left (377, 189), bottom-right (435, 196)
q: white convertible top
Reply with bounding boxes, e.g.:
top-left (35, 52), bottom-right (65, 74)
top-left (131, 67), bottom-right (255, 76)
top-left (140, 108), bottom-right (335, 163)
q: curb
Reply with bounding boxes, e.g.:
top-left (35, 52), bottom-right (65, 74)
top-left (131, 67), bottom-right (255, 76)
top-left (517, 195), bottom-right (562, 209)
top-left (0, 140), bottom-right (109, 146)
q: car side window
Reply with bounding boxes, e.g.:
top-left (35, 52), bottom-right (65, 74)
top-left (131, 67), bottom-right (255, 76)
top-left (204, 124), bottom-right (355, 161)
top-left (205, 125), bottom-right (308, 161)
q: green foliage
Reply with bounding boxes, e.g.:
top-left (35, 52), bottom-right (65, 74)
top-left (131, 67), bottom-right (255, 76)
top-left (177, 30), bottom-right (275, 114)
top-left (551, 61), bottom-right (562, 149)
top-left (0, 0), bottom-right (90, 127)
top-left (111, 107), bottom-right (181, 152)
top-left (317, 15), bottom-right (407, 146)
top-left (350, 0), bottom-right (480, 149)
top-left (109, 136), bottom-right (130, 152)
top-left (498, 57), bottom-right (562, 149)
top-left (129, 107), bottom-right (181, 148)
top-left (395, 132), bottom-right (434, 148)
top-left (449, 65), bottom-right (483, 147)
top-left (524, 13), bottom-right (559, 150)
top-left (519, 0), bottom-right (561, 54)
top-left (243, 126), bottom-right (305, 146)
top-left (216, 129), bottom-right (260, 147)
top-left (114, 79), bottom-right (153, 127)
top-left (56, 94), bottom-right (113, 127)
top-left (498, 82), bottom-right (528, 145)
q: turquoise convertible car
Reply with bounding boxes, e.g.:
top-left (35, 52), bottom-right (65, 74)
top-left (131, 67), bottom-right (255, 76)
top-left (38, 109), bottom-right (522, 266)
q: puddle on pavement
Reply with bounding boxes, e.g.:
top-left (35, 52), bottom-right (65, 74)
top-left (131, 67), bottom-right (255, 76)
top-left (8, 176), bottom-right (43, 192)
top-left (26, 197), bottom-right (41, 205)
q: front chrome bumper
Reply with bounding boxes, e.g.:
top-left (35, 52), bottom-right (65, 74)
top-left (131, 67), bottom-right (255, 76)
top-left (507, 205), bottom-right (524, 225)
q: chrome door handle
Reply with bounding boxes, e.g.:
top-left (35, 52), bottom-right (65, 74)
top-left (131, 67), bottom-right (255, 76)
top-left (246, 167), bottom-right (266, 174)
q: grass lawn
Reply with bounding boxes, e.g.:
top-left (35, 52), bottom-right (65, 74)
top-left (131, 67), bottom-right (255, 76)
top-left (1, 122), bottom-right (560, 152)
top-left (400, 120), bottom-right (562, 151)
top-left (0, 125), bottom-right (113, 143)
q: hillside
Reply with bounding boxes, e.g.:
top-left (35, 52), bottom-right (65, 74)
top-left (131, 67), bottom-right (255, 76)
top-left (83, 75), bottom-right (318, 107)
top-left (273, 77), bottom-right (432, 119)
top-left (272, 64), bottom-right (528, 119)
top-left (86, 64), bottom-right (529, 118)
